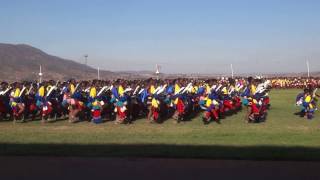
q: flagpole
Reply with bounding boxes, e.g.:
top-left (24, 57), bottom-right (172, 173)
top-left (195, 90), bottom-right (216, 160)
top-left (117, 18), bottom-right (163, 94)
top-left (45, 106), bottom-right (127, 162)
top-left (39, 65), bottom-right (43, 83)
top-left (155, 64), bottom-right (160, 80)
top-left (230, 64), bottom-right (234, 78)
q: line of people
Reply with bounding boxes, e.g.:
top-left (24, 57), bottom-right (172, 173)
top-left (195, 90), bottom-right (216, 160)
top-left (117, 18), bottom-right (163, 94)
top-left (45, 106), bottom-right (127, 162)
top-left (0, 77), bottom-right (271, 124)
top-left (272, 78), bottom-right (320, 89)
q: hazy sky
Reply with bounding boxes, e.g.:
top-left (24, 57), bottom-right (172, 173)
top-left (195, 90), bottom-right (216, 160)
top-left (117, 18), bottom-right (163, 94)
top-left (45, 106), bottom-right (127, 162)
top-left (0, 0), bottom-right (319, 74)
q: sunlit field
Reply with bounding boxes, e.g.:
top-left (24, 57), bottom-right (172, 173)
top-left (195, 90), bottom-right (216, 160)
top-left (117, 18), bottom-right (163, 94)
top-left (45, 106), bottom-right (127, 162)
top-left (1, 89), bottom-right (320, 160)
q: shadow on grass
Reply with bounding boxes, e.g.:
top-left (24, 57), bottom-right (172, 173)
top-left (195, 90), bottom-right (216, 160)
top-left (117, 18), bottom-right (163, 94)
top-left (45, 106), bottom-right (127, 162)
top-left (0, 143), bottom-right (319, 161)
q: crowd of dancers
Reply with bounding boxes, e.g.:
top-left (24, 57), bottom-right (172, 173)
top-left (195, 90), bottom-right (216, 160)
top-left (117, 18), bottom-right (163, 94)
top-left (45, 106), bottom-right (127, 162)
top-left (272, 78), bottom-right (320, 89)
top-left (0, 77), bottom-right (272, 124)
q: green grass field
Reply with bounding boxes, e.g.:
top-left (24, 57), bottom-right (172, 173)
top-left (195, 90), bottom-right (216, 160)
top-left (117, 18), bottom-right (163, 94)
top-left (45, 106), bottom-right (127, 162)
top-left (1, 89), bottom-right (320, 160)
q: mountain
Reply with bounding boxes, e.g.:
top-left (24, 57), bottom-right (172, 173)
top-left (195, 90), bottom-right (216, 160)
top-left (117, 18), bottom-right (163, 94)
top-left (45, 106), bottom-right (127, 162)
top-left (1, 43), bottom-right (318, 81)
top-left (0, 43), bottom-right (137, 81)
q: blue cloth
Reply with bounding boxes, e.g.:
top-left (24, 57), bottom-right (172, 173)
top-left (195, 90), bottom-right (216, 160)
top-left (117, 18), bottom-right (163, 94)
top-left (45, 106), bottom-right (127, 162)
top-left (166, 85), bottom-right (174, 94)
top-left (119, 96), bottom-right (127, 102)
top-left (116, 101), bottom-right (124, 107)
top-left (242, 98), bottom-right (249, 106)
top-left (72, 91), bottom-right (82, 100)
top-left (241, 87), bottom-right (250, 97)
top-left (111, 87), bottom-right (119, 99)
top-left (208, 92), bottom-right (218, 100)
top-left (296, 93), bottom-right (304, 102)
top-left (140, 89), bottom-right (148, 103)
top-left (92, 117), bottom-right (102, 124)
top-left (197, 87), bottom-right (205, 95)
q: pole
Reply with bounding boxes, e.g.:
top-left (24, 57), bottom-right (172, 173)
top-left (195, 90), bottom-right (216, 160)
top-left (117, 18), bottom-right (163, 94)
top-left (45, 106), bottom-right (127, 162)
top-left (230, 63), bottom-right (234, 78)
top-left (39, 65), bottom-right (43, 83)
top-left (155, 64), bottom-right (160, 80)
top-left (306, 60), bottom-right (310, 78)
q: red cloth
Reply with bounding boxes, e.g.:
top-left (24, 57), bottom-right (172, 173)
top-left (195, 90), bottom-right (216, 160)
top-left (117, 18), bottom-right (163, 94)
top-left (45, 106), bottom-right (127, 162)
top-left (251, 103), bottom-right (260, 114)
top-left (42, 105), bottom-right (52, 116)
top-left (211, 109), bottom-right (219, 119)
top-left (92, 109), bottom-right (101, 117)
top-left (153, 111), bottom-right (159, 121)
top-left (117, 107), bottom-right (126, 120)
top-left (75, 101), bottom-right (84, 110)
top-left (29, 104), bottom-right (37, 112)
top-left (264, 97), bottom-right (270, 105)
top-left (234, 97), bottom-right (241, 108)
top-left (223, 100), bottom-right (233, 111)
top-left (204, 111), bottom-right (211, 119)
top-left (176, 99), bottom-right (185, 114)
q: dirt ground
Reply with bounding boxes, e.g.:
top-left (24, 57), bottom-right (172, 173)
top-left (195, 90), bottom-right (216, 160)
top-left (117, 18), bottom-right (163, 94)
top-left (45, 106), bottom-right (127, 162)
top-left (1, 156), bottom-right (319, 180)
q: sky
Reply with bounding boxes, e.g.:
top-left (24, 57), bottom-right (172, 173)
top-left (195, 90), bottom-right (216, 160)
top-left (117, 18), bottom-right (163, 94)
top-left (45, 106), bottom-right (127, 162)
top-left (0, 0), bottom-right (319, 74)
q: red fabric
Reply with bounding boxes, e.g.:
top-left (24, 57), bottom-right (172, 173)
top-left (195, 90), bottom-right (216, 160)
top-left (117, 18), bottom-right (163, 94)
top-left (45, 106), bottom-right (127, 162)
top-left (92, 110), bottom-right (101, 117)
top-left (212, 109), bottom-right (219, 120)
top-left (251, 103), bottom-right (260, 114)
top-left (13, 108), bottom-right (18, 116)
top-left (153, 111), bottom-right (159, 121)
top-left (151, 107), bottom-right (160, 121)
top-left (117, 107), bottom-right (126, 120)
top-left (75, 101), bottom-right (84, 110)
top-left (29, 104), bottom-right (37, 112)
top-left (234, 97), bottom-right (241, 108)
top-left (264, 97), bottom-right (270, 105)
top-left (42, 105), bottom-right (52, 116)
top-left (205, 111), bottom-right (211, 119)
top-left (176, 99), bottom-right (185, 114)
top-left (223, 100), bottom-right (233, 111)
top-left (219, 106), bottom-right (224, 113)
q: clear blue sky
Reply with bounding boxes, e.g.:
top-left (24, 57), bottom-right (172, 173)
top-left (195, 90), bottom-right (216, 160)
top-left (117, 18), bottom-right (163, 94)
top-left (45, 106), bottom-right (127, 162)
top-left (1, 0), bottom-right (319, 74)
